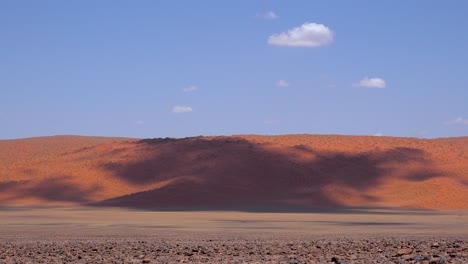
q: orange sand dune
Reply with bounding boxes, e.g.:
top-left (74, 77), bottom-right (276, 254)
top-left (0, 135), bottom-right (467, 209)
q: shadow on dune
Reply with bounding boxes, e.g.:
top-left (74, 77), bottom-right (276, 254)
top-left (95, 137), bottom-right (442, 210)
top-left (0, 176), bottom-right (100, 203)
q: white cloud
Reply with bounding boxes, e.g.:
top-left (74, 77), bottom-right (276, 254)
top-left (256, 11), bottom-right (278, 19)
top-left (135, 120), bottom-right (144, 125)
top-left (268, 22), bottom-right (334, 47)
top-left (353, 77), bottom-right (386, 88)
top-left (275, 80), bottom-right (290, 88)
top-left (172, 106), bottom-right (193, 113)
top-left (445, 117), bottom-right (468, 125)
top-left (182, 85), bottom-right (198, 92)
top-left (373, 133), bottom-right (384, 137)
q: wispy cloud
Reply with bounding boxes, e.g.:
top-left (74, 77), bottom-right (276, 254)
top-left (353, 77), bottom-right (386, 88)
top-left (445, 117), bottom-right (468, 125)
top-left (256, 11), bottom-right (278, 20)
top-left (135, 120), bottom-right (144, 125)
top-left (268, 22), bottom-right (334, 47)
top-left (182, 85), bottom-right (198, 92)
top-left (275, 80), bottom-right (290, 88)
top-left (373, 132), bottom-right (384, 137)
top-left (172, 106), bottom-right (193, 113)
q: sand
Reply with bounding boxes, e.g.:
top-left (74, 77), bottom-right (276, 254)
top-left (0, 135), bottom-right (467, 209)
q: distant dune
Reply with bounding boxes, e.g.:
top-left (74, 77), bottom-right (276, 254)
top-left (0, 134), bottom-right (467, 210)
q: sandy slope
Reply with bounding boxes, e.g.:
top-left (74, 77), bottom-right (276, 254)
top-left (0, 134), bottom-right (467, 209)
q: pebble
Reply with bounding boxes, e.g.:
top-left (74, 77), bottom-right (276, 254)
top-left (397, 248), bottom-right (413, 256)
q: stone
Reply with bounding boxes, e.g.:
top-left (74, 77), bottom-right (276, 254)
top-left (402, 254), bottom-right (415, 260)
top-left (397, 248), bottom-right (413, 256)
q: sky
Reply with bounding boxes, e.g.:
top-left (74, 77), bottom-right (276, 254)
top-left (1, 1), bottom-right (467, 139)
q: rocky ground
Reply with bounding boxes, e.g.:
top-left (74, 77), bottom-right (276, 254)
top-left (0, 234), bottom-right (467, 264)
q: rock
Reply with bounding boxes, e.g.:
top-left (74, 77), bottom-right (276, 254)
top-left (397, 248), bottom-right (413, 256)
top-left (402, 254), bottom-right (415, 260)
top-left (431, 243), bottom-right (440, 248)
top-left (430, 256), bottom-right (447, 264)
top-left (142, 258), bottom-right (151, 263)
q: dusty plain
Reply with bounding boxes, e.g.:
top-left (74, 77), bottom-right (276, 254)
top-left (1, 207), bottom-right (467, 263)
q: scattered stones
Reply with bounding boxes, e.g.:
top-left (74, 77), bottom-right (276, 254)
top-left (0, 235), bottom-right (466, 263)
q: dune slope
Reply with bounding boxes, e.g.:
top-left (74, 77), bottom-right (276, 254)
top-left (0, 135), bottom-right (467, 209)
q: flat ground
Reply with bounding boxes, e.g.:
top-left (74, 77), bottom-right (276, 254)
top-left (1, 207), bottom-right (467, 263)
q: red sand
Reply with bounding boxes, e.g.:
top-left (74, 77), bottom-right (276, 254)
top-left (0, 134), bottom-right (467, 209)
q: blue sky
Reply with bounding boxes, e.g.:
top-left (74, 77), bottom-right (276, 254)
top-left (1, 1), bottom-right (467, 139)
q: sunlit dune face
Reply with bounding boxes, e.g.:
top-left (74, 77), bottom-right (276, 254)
top-left (0, 135), bottom-right (467, 209)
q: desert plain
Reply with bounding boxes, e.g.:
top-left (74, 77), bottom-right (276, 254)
top-left (0, 135), bottom-right (467, 263)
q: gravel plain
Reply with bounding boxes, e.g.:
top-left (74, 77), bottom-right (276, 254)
top-left (0, 207), bottom-right (467, 263)
top-left (1, 234), bottom-right (467, 264)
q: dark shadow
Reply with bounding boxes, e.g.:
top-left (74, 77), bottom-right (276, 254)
top-left (0, 180), bottom-right (28, 190)
top-left (0, 176), bottom-right (100, 203)
top-left (93, 137), bottom-right (446, 210)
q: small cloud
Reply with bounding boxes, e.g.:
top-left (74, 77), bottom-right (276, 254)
top-left (172, 106), bottom-right (193, 113)
top-left (275, 80), bottom-right (290, 88)
top-left (268, 22), bottom-right (334, 47)
top-left (373, 132), bottom-right (384, 137)
top-left (256, 11), bottom-right (278, 19)
top-left (182, 85), bottom-right (198, 92)
top-left (263, 120), bottom-right (280, 125)
top-left (135, 120), bottom-right (144, 125)
top-left (353, 77), bottom-right (386, 88)
top-left (445, 117), bottom-right (468, 125)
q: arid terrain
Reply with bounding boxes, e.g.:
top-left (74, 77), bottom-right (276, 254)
top-left (0, 207), bottom-right (467, 263)
top-left (1, 135), bottom-right (468, 263)
top-left (0, 134), bottom-right (467, 209)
